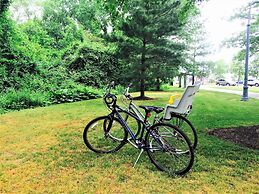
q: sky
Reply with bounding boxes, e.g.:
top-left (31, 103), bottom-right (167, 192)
top-left (199, 0), bottom-right (251, 63)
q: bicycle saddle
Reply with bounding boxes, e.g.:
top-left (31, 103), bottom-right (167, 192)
top-left (139, 105), bottom-right (164, 114)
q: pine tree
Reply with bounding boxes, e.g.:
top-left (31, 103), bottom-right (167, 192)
top-left (119, 0), bottom-right (196, 98)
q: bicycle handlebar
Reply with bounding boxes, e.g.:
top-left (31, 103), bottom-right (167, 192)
top-left (104, 82), bottom-right (133, 109)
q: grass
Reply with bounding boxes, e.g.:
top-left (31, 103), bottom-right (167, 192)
top-left (0, 90), bottom-right (259, 193)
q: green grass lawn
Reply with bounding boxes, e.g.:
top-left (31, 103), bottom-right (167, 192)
top-left (0, 90), bottom-right (259, 193)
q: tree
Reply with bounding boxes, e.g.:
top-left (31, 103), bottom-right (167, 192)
top-left (230, 8), bottom-right (259, 82)
top-left (227, 3), bottom-right (259, 57)
top-left (212, 60), bottom-right (227, 79)
top-left (149, 41), bottom-right (185, 90)
top-left (119, 0), bottom-right (197, 99)
top-left (181, 13), bottom-right (211, 84)
top-left (231, 50), bottom-right (245, 82)
top-left (229, 3), bottom-right (258, 81)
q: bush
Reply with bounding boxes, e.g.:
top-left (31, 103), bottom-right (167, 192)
top-left (160, 84), bottom-right (172, 91)
top-left (50, 83), bottom-right (103, 104)
top-left (0, 89), bottom-right (50, 111)
top-left (65, 46), bottom-right (119, 87)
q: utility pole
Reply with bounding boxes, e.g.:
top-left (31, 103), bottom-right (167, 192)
top-left (241, 1), bottom-right (259, 101)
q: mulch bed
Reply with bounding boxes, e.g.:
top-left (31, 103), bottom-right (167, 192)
top-left (208, 125), bottom-right (259, 149)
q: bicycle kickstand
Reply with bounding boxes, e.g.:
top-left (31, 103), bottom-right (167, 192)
top-left (133, 148), bottom-right (144, 168)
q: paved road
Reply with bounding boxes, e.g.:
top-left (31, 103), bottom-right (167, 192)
top-left (200, 85), bottom-right (259, 100)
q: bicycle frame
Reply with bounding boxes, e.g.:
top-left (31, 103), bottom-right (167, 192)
top-left (104, 83), bottom-right (166, 150)
top-left (125, 100), bottom-right (161, 126)
top-left (109, 105), bottom-right (150, 148)
top-left (128, 101), bottom-right (145, 121)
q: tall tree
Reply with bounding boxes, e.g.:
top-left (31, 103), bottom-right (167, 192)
top-left (119, 0), bottom-right (196, 99)
top-left (0, 0), bottom-right (11, 89)
top-left (231, 50), bottom-right (245, 82)
top-left (212, 60), bottom-right (227, 79)
top-left (181, 13), bottom-right (211, 84)
top-left (228, 3), bottom-right (259, 57)
top-left (227, 3), bottom-right (258, 80)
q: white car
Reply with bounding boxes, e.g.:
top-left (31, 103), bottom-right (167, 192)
top-left (216, 79), bottom-right (236, 86)
top-left (248, 79), bottom-right (259, 87)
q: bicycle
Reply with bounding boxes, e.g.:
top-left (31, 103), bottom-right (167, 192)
top-left (120, 83), bottom-right (198, 150)
top-left (83, 82), bottom-right (194, 175)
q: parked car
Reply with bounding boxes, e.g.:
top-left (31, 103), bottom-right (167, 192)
top-left (236, 80), bottom-right (244, 85)
top-left (216, 79), bottom-right (236, 86)
top-left (248, 79), bottom-right (259, 87)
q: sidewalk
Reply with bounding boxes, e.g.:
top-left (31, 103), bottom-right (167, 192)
top-left (200, 85), bottom-right (259, 100)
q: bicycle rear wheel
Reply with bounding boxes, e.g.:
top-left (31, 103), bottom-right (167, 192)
top-left (163, 114), bottom-right (198, 150)
top-left (83, 116), bottom-right (127, 153)
top-left (145, 123), bottom-right (194, 175)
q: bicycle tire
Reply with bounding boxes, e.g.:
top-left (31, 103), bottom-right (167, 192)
top-left (162, 114), bottom-right (198, 150)
top-left (83, 116), bottom-right (127, 153)
top-left (145, 123), bottom-right (194, 175)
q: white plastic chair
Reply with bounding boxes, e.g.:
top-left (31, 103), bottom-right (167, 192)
top-left (163, 83), bottom-right (200, 120)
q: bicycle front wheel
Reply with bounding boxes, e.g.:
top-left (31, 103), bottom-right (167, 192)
top-left (145, 123), bottom-right (194, 175)
top-left (163, 114), bottom-right (198, 150)
top-left (83, 116), bottom-right (127, 153)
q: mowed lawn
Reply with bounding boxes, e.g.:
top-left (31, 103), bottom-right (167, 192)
top-left (0, 90), bottom-right (259, 193)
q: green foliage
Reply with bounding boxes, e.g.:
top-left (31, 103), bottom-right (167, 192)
top-left (66, 47), bottom-right (119, 87)
top-left (0, 0), bottom-right (10, 14)
top-left (0, 89), bottom-right (50, 111)
top-left (212, 60), bottom-right (227, 79)
top-left (0, 13), bottom-right (40, 91)
top-left (50, 83), bottom-right (103, 104)
top-left (0, 0), bottom-right (201, 112)
top-left (228, 2), bottom-right (259, 57)
top-left (231, 50), bottom-right (245, 81)
top-left (180, 12), bottom-right (211, 82)
top-left (118, 0), bottom-right (197, 97)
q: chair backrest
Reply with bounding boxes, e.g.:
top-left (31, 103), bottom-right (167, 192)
top-left (176, 86), bottom-right (194, 112)
top-left (173, 83), bottom-right (200, 114)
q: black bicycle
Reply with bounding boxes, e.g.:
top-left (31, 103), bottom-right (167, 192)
top-left (83, 82), bottom-right (194, 175)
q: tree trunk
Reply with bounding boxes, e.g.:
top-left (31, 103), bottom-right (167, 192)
top-left (140, 69), bottom-right (145, 99)
top-left (178, 75), bottom-right (182, 88)
top-left (139, 39), bottom-right (146, 99)
top-left (183, 74), bottom-right (187, 88)
top-left (156, 77), bottom-right (160, 91)
top-left (192, 74), bottom-right (195, 85)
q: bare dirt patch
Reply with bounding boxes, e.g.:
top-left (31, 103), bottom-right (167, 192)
top-left (208, 125), bottom-right (259, 149)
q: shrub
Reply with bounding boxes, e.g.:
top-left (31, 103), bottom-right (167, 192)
top-left (50, 83), bottom-right (103, 104)
top-left (0, 89), bottom-right (50, 111)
